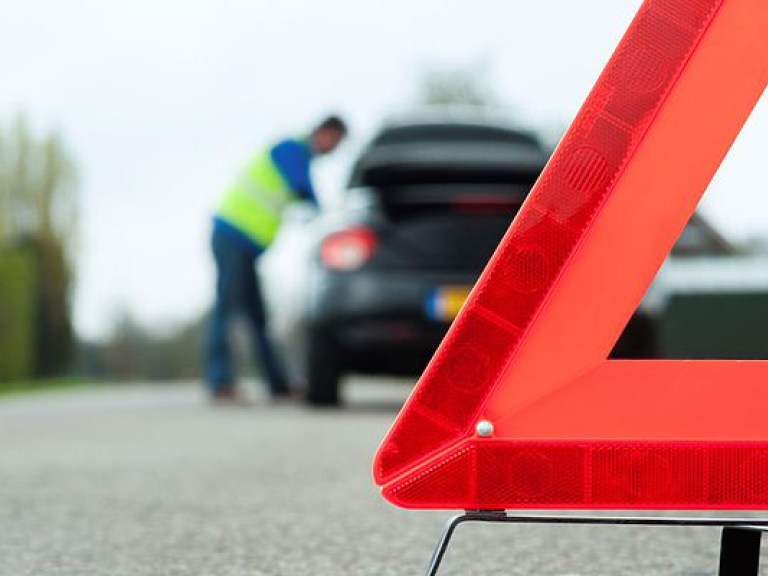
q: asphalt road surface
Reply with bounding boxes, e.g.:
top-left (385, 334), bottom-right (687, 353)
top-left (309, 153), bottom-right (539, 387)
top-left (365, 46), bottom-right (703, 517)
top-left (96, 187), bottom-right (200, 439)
top-left (1, 379), bottom-right (766, 576)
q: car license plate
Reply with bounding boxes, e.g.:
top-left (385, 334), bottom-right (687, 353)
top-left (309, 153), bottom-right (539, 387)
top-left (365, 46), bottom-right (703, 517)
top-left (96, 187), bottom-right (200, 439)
top-left (426, 286), bottom-right (473, 321)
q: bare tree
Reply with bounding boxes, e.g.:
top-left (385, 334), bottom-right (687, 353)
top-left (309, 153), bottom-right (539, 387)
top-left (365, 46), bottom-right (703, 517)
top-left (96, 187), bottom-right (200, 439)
top-left (0, 116), bottom-right (78, 254)
top-left (417, 65), bottom-right (500, 110)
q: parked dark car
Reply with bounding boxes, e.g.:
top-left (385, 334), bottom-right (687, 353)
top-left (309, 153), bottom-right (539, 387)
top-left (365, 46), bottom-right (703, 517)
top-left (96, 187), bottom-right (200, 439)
top-left (262, 116), bottom-right (735, 406)
top-left (263, 118), bottom-right (548, 405)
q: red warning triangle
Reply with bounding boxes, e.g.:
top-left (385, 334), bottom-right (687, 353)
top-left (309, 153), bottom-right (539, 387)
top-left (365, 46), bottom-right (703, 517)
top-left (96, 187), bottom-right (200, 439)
top-left (374, 0), bottom-right (768, 510)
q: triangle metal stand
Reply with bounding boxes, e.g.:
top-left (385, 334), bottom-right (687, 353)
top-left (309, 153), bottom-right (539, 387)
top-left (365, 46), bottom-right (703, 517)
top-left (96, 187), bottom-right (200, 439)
top-left (426, 511), bottom-right (768, 576)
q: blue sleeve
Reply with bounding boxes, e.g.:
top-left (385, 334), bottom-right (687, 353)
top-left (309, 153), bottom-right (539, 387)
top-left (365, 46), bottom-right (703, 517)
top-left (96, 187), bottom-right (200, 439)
top-left (270, 139), bottom-right (317, 205)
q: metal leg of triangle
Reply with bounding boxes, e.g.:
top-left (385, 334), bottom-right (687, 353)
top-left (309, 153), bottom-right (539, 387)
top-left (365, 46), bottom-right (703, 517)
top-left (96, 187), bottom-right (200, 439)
top-left (424, 510), bottom-right (506, 576)
top-left (424, 512), bottom-right (768, 576)
top-left (719, 528), bottom-right (762, 576)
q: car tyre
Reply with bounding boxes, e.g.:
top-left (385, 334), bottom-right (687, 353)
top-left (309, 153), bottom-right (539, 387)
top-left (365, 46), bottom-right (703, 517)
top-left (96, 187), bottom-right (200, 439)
top-left (306, 329), bottom-right (343, 407)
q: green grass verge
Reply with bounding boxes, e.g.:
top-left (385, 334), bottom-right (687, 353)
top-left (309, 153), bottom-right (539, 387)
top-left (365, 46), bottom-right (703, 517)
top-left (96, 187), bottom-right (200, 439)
top-left (0, 378), bottom-right (93, 398)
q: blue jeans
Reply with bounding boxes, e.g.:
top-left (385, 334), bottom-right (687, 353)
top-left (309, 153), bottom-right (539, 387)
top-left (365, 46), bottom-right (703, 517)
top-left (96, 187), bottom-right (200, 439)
top-left (205, 227), bottom-right (289, 395)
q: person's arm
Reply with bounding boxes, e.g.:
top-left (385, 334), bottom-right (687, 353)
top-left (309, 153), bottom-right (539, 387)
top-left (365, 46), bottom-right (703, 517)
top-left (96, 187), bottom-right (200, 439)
top-left (270, 139), bottom-right (318, 206)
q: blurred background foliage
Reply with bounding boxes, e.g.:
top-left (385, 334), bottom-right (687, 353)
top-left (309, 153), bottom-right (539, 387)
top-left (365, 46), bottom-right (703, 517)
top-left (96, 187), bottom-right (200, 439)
top-left (0, 250), bottom-right (36, 381)
top-left (77, 310), bottom-right (205, 383)
top-left (418, 65), bottom-right (500, 110)
top-left (0, 115), bottom-right (77, 384)
top-left (0, 114), bottom-right (206, 391)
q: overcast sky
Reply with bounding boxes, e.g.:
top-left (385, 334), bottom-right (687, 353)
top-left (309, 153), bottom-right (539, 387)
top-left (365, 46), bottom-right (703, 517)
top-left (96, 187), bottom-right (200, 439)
top-left (2, 0), bottom-right (766, 339)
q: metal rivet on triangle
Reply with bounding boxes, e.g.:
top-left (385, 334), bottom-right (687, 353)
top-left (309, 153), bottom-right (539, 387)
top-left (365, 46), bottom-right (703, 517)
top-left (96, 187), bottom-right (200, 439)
top-left (476, 420), bottom-right (494, 437)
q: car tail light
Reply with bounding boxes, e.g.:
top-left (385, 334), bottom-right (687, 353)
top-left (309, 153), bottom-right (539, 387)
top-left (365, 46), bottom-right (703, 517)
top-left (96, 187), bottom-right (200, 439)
top-left (320, 227), bottom-right (377, 271)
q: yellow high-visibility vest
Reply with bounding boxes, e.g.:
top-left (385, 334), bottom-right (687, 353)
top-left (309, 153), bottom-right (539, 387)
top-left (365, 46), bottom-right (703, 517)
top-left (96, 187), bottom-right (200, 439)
top-left (216, 150), bottom-right (298, 247)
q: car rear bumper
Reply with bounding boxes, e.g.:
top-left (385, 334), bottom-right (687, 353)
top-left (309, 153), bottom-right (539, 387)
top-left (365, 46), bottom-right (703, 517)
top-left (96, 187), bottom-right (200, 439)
top-left (308, 268), bottom-right (478, 372)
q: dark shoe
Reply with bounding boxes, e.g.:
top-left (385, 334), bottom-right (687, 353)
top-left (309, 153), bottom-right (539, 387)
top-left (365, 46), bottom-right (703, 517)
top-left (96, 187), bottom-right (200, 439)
top-left (269, 388), bottom-right (300, 404)
top-left (210, 386), bottom-right (241, 405)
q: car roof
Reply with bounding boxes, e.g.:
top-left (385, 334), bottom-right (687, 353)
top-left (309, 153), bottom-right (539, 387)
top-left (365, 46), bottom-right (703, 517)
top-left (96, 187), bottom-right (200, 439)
top-left (368, 119), bottom-right (544, 148)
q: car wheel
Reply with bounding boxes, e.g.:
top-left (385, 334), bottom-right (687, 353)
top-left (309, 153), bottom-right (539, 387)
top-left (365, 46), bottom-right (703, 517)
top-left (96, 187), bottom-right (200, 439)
top-left (306, 329), bottom-right (343, 407)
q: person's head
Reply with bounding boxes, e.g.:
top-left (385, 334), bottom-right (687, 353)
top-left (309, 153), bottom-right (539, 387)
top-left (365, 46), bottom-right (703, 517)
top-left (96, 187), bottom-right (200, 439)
top-left (309, 115), bottom-right (347, 155)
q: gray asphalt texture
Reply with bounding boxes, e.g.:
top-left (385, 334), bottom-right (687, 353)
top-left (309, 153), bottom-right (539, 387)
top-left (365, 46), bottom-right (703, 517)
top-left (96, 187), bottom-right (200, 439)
top-left (1, 379), bottom-right (766, 576)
